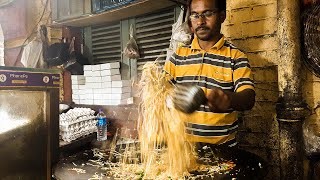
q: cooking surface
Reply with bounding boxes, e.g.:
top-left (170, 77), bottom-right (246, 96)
top-left (53, 148), bottom-right (107, 180)
top-left (53, 144), bottom-right (268, 180)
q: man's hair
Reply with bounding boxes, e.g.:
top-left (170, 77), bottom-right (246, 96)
top-left (187, 0), bottom-right (226, 12)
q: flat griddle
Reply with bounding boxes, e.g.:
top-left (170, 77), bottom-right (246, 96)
top-left (53, 143), bottom-right (268, 180)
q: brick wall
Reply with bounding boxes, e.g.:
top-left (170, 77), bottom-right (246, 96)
top-left (221, 0), bottom-right (280, 178)
top-left (222, 0), bottom-right (320, 178)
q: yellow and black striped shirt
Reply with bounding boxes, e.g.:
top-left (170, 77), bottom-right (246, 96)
top-left (163, 36), bottom-right (254, 146)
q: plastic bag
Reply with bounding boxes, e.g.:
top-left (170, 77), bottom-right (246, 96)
top-left (167, 8), bottom-right (192, 60)
top-left (20, 39), bottom-right (43, 68)
top-left (172, 21), bottom-right (192, 44)
top-left (124, 24), bottom-right (140, 59)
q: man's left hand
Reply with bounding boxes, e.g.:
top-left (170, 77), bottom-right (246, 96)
top-left (207, 88), bottom-right (255, 112)
top-left (207, 88), bottom-right (232, 112)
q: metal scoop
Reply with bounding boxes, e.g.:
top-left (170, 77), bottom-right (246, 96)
top-left (171, 84), bottom-right (207, 114)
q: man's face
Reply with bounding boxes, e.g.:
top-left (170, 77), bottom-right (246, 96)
top-left (190, 0), bottom-right (225, 41)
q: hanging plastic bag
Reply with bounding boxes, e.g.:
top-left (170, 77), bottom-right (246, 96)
top-left (167, 8), bottom-right (192, 60)
top-left (172, 8), bottom-right (192, 45)
top-left (124, 24), bottom-right (140, 59)
top-left (172, 21), bottom-right (192, 45)
top-left (20, 39), bottom-right (43, 68)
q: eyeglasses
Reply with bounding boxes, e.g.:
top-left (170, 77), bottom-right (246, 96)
top-left (189, 10), bottom-right (219, 21)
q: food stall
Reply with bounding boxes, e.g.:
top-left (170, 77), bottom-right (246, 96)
top-left (2, 0), bottom-right (320, 179)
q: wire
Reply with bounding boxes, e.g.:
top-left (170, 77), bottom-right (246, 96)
top-left (13, 0), bottom-right (49, 66)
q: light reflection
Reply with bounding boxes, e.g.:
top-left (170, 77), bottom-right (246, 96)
top-left (0, 110), bottom-right (29, 134)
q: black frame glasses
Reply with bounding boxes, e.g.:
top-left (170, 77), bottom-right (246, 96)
top-left (189, 10), bottom-right (219, 21)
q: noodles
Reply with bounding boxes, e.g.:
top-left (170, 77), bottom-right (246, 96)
top-left (137, 62), bottom-right (196, 179)
top-left (68, 168), bottom-right (86, 174)
top-left (103, 62), bottom-right (235, 179)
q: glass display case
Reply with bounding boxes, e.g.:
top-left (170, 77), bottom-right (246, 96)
top-left (0, 66), bottom-right (60, 180)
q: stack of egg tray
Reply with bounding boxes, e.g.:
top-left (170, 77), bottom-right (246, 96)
top-left (60, 108), bottom-right (97, 143)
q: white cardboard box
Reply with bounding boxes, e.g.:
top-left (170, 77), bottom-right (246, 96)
top-left (101, 75), bottom-right (121, 82)
top-left (94, 100), bottom-right (112, 105)
top-left (79, 85), bottom-right (86, 90)
top-left (112, 87), bottom-right (131, 93)
top-left (84, 89), bottom-right (93, 94)
top-left (100, 62), bottom-right (120, 70)
top-left (72, 79), bottom-right (85, 85)
top-left (112, 80), bottom-right (131, 87)
top-left (101, 68), bottom-right (120, 76)
top-left (91, 64), bottom-right (101, 71)
top-left (83, 100), bottom-right (94, 105)
top-left (91, 71), bottom-right (101, 77)
top-left (79, 94), bottom-right (87, 100)
top-left (78, 89), bottom-right (86, 95)
top-left (94, 94), bottom-right (112, 100)
top-left (72, 94), bottom-right (80, 100)
top-left (83, 65), bottom-right (92, 71)
top-left (101, 82), bottom-right (112, 88)
top-left (84, 70), bottom-right (101, 77)
top-left (86, 94), bottom-right (94, 100)
top-left (86, 76), bottom-right (102, 83)
top-left (71, 75), bottom-right (85, 81)
top-left (111, 93), bottom-right (131, 100)
top-left (72, 89), bottom-right (79, 94)
top-left (77, 99), bottom-right (92, 104)
top-left (73, 99), bottom-right (80, 104)
top-left (72, 85), bottom-right (79, 90)
top-left (108, 100), bottom-right (121, 105)
top-left (93, 88), bottom-right (112, 94)
top-left (86, 83), bottom-right (102, 89)
top-left (93, 100), bottom-right (102, 105)
top-left (84, 70), bottom-right (93, 77)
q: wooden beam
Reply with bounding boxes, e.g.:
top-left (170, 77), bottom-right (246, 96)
top-left (168, 0), bottom-right (188, 6)
top-left (51, 0), bottom-right (176, 27)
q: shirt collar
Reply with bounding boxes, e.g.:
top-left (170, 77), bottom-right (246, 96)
top-left (190, 35), bottom-right (225, 51)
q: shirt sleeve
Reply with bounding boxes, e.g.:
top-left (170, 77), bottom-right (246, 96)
top-left (163, 52), bottom-right (177, 82)
top-left (233, 52), bottom-right (254, 92)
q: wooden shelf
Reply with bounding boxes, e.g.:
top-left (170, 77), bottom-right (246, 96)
top-left (51, 0), bottom-right (176, 27)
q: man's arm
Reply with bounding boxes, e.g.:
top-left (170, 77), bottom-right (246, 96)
top-left (207, 88), bottom-right (255, 112)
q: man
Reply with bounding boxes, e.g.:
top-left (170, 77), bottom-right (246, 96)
top-left (163, 0), bottom-right (255, 148)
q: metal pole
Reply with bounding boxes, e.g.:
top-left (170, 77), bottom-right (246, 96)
top-left (277, 0), bottom-right (308, 179)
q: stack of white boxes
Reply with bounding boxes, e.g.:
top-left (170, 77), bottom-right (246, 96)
top-left (71, 62), bottom-right (133, 105)
top-left (71, 75), bottom-right (86, 104)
